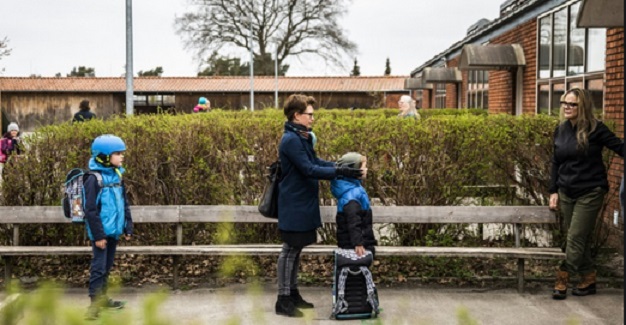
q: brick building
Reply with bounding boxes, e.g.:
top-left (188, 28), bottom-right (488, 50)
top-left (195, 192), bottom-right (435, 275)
top-left (405, 0), bottom-right (624, 251)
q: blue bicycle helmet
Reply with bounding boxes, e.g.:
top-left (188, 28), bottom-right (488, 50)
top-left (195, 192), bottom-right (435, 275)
top-left (91, 134), bottom-right (126, 157)
top-left (198, 97), bottom-right (208, 105)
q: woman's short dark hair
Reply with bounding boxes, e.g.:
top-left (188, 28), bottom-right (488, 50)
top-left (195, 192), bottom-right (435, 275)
top-left (79, 99), bottom-right (90, 111)
top-left (284, 94), bottom-right (316, 121)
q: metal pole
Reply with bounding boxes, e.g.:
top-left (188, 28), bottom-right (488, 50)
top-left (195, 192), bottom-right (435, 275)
top-left (274, 46), bottom-right (278, 109)
top-left (249, 13), bottom-right (254, 112)
top-left (125, 0), bottom-right (134, 116)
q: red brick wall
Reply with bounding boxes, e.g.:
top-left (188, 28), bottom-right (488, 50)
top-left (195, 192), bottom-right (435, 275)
top-left (601, 28), bottom-right (624, 253)
top-left (422, 89), bottom-right (432, 109)
top-left (446, 58), bottom-right (460, 108)
top-left (488, 19), bottom-right (538, 115)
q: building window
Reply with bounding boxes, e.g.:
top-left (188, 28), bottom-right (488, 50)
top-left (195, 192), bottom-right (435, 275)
top-left (434, 83), bottom-right (446, 108)
top-left (134, 94), bottom-right (175, 106)
top-left (536, 0), bottom-right (606, 115)
top-left (466, 70), bottom-right (489, 109)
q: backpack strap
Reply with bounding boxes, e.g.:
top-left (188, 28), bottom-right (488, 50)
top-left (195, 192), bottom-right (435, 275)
top-left (87, 171), bottom-right (104, 188)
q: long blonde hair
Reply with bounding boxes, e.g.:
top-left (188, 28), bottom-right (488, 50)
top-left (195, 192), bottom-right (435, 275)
top-left (560, 88), bottom-right (597, 151)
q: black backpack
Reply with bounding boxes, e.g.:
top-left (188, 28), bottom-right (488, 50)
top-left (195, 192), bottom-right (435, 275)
top-left (62, 168), bottom-right (102, 223)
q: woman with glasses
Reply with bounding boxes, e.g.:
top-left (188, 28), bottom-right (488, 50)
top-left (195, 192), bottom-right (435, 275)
top-left (275, 94), bottom-right (364, 317)
top-left (549, 88), bottom-right (623, 300)
top-left (397, 95), bottom-right (420, 120)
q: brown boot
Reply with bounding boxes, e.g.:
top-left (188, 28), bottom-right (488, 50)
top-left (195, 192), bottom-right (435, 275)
top-left (552, 270), bottom-right (569, 300)
top-left (572, 271), bottom-right (596, 296)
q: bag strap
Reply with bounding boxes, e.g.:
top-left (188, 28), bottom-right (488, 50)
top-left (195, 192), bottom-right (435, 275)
top-left (86, 171), bottom-right (104, 188)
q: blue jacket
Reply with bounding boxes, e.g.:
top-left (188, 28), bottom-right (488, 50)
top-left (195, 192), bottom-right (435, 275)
top-left (331, 178), bottom-right (377, 250)
top-left (278, 121), bottom-right (336, 232)
top-left (84, 158), bottom-right (133, 240)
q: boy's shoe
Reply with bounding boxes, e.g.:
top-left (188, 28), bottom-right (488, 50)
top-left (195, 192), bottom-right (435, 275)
top-left (552, 270), bottom-right (569, 300)
top-left (572, 271), bottom-right (597, 296)
top-left (84, 305), bottom-right (100, 320)
top-left (104, 298), bottom-right (126, 309)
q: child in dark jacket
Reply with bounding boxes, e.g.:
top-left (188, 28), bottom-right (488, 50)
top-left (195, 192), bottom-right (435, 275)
top-left (84, 134), bottom-right (133, 320)
top-left (331, 152), bottom-right (377, 256)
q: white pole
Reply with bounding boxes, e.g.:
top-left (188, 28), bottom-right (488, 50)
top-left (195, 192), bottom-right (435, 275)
top-left (249, 12), bottom-right (254, 112)
top-left (274, 45), bottom-right (278, 109)
top-left (125, 0), bottom-right (134, 115)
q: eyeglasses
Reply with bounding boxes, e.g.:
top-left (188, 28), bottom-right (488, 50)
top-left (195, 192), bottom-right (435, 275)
top-left (300, 112), bottom-right (314, 118)
top-left (560, 101), bottom-right (579, 108)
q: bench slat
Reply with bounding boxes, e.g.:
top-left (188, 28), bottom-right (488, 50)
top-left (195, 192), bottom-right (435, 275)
top-left (0, 205), bottom-right (556, 224)
top-left (0, 245), bottom-right (565, 259)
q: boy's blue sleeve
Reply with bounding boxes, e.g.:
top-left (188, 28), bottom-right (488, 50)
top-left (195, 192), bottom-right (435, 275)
top-left (84, 175), bottom-right (106, 241)
top-left (123, 184), bottom-right (133, 235)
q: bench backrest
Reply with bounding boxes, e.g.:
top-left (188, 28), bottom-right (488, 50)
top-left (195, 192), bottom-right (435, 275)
top-left (0, 205), bottom-right (556, 224)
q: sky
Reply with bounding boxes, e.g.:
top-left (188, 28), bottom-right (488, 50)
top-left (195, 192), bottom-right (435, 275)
top-left (0, 0), bottom-right (505, 77)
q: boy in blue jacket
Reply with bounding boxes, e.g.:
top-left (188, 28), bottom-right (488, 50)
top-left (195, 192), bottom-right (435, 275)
top-left (331, 152), bottom-right (377, 256)
top-left (84, 135), bottom-right (133, 320)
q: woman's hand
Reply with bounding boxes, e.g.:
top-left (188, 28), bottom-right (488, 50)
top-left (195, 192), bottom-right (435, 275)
top-left (549, 193), bottom-right (559, 211)
top-left (355, 245), bottom-right (365, 257)
top-left (95, 239), bottom-right (107, 249)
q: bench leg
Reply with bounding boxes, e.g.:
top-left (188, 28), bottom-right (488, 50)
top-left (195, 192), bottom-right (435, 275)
top-left (517, 258), bottom-right (525, 293)
top-left (173, 256), bottom-right (180, 290)
top-left (4, 257), bottom-right (12, 286)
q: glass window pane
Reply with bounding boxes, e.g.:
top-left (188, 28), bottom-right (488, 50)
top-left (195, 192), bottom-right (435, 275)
top-left (538, 84), bottom-right (550, 114)
top-left (568, 3), bottom-right (585, 76)
top-left (586, 79), bottom-right (604, 116)
top-left (133, 95), bottom-right (147, 106)
top-left (587, 28), bottom-right (606, 72)
top-left (568, 80), bottom-right (583, 90)
top-left (483, 92), bottom-right (488, 110)
top-left (539, 16), bottom-right (552, 79)
top-left (552, 83), bottom-right (565, 116)
top-left (148, 95), bottom-right (163, 106)
top-left (552, 8), bottom-right (567, 77)
top-left (163, 95), bottom-right (175, 105)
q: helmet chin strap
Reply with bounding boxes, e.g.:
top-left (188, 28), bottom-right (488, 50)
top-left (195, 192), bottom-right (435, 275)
top-left (95, 153), bottom-right (112, 167)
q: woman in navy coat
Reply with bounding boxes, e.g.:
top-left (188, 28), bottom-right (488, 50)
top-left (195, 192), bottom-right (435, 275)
top-left (275, 94), bottom-right (363, 317)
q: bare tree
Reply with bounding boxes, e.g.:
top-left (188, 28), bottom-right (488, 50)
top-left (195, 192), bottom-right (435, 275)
top-left (175, 0), bottom-right (357, 71)
top-left (0, 37), bottom-right (12, 73)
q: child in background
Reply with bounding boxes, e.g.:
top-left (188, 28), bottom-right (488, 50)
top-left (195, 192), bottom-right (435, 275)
top-left (84, 134), bottom-right (133, 320)
top-left (331, 152), bottom-right (377, 256)
top-left (193, 97), bottom-right (211, 113)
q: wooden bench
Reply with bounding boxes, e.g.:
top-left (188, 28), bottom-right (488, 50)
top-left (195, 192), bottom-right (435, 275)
top-left (0, 205), bottom-right (564, 292)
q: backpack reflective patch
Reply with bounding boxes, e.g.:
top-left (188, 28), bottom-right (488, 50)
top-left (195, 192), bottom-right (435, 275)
top-left (62, 169), bottom-right (102, 223)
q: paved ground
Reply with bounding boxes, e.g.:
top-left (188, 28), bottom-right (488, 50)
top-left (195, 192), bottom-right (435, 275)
top-left (3, 283), bottom-right (624, 324)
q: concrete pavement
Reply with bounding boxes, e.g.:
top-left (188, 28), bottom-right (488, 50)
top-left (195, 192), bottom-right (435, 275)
top-left (4, 283), bottom-right (624, 324)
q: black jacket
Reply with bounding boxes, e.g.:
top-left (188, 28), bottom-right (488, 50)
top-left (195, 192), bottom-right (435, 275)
top-left (550, 120), bottom-right (623, 198)
top-left (73, 110), bottom-right (96, 123)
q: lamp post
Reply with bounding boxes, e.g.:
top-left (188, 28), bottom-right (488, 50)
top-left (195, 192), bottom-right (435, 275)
top-left (125, 0), bottom-right (134, 115)
top-left (249, 16), bottom-right (254, 112)
top-left (274, 45), bottom-right (278, 109)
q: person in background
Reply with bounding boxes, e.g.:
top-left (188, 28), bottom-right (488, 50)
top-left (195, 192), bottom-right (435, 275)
top-left (397, 95), bottom-right (420, 120)
top-left (0, 122), bottom-right (22, 168)
top-left (549, 88), bottom-right (624, 300)
top-left (73, 99), bottom-right (97, 123)
top-left (193, 97), bottom-right (211, 113)
top-left (275, 94), bottom-right (364, 318)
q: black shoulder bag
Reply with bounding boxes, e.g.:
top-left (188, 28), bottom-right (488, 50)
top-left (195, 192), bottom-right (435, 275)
top-left (258, 160), bottom-right (281, 219)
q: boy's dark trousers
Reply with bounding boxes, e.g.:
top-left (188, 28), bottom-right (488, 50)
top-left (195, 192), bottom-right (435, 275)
top-left (88, 237), bottom-right (118, 299)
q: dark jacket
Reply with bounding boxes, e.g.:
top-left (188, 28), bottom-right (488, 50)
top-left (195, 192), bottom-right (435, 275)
top-left (278, 121), bottom-right (336, 232)
top-left (1, 133), bottom-right (22, 162)
top-left (73, 110), bottom-right (96, 123)
top-left (84, 158), bottom-right (133, 241)
top-left (331, 178), bottom-right (377, 250)
top-left (550, 120), bottom-right (623, 198)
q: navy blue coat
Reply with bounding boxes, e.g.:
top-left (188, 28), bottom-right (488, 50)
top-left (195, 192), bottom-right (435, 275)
top-left (278, 122), bottom-right (337, 232)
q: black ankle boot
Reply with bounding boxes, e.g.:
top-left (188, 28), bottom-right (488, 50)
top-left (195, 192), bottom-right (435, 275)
top-left (275, 295), bottom-right (303, 317)
top-left (290, 289), bottom-right (314, 308)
